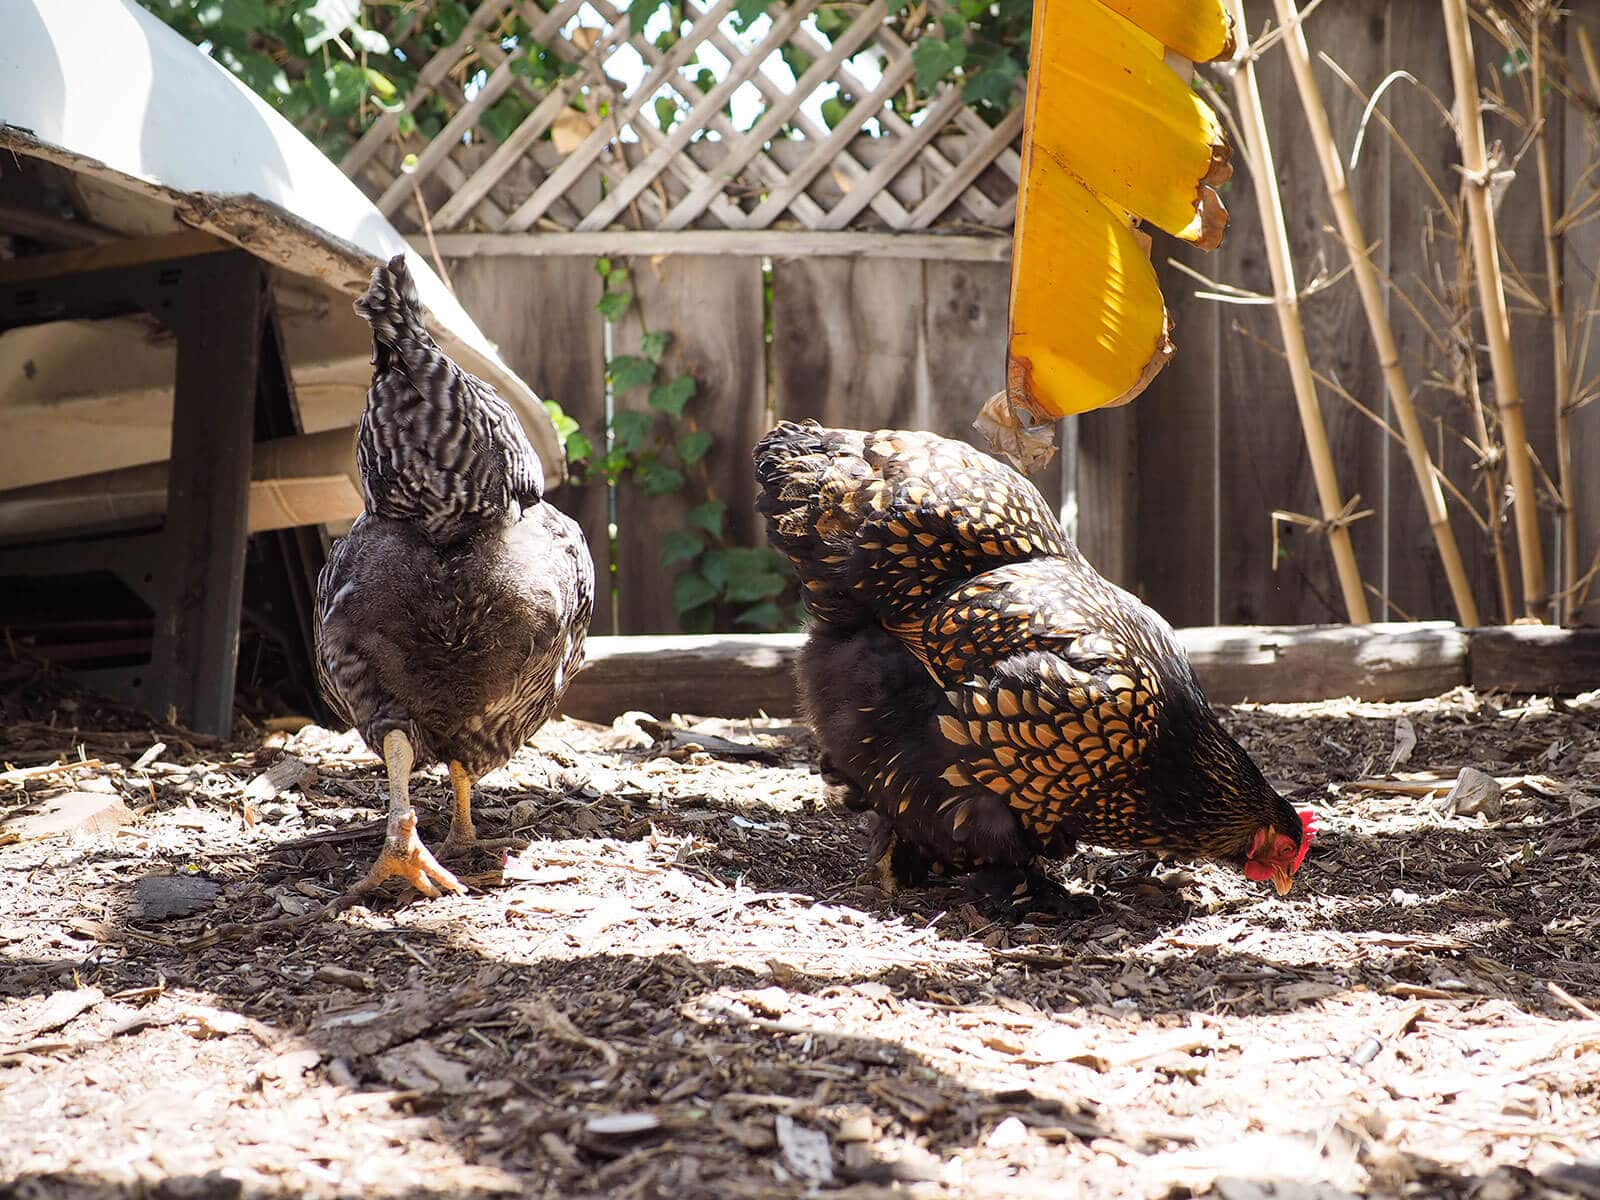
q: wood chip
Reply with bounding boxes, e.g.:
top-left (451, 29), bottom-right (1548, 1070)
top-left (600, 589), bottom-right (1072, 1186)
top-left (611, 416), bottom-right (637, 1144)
top-left (131, 874), bottom-right (221, 920)
top-left (0, 791), bottom-right (133, 841)
top-left (775, 1114), bottom-right (834, 1186)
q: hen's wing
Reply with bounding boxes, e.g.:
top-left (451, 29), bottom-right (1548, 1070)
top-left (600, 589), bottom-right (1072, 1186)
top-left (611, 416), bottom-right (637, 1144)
top-left (754, 421), bottom-right (1074, 627)
top-left (354, 255), bottom-right (544, 544)
top-left (900, 557), bottom-right (1182, 849)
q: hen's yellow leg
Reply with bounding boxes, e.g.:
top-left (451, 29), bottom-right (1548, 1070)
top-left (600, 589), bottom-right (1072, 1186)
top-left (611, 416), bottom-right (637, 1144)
top-left (440, 761), bottom-right (517, 860)
top-left (346, 730), bottom-right (464, 899)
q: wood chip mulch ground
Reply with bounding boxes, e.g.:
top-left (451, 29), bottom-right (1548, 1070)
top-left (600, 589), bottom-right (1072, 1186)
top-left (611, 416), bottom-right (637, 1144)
top-left (3, 673), bottom-right (1600, 1199)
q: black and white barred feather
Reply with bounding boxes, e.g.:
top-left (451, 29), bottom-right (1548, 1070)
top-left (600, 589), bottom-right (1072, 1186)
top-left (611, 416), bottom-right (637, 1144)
top-left (354, 254), bottom-right (545, 545)
top-left (312, 255), bottom-right (595, 783)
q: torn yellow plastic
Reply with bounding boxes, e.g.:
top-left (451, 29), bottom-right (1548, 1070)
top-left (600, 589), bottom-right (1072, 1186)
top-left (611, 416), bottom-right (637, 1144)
top-left (1032, 0), bottom-right (1231, 248)
top-left (1094, 0), bottom-right (1235, 63)
top-left (1006, 151), bottom-right (1173, 421)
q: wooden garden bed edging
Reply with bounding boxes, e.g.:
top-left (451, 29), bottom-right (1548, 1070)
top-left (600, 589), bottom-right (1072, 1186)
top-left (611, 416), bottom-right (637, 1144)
top-left (558, 624), bottom-right (1600, 721)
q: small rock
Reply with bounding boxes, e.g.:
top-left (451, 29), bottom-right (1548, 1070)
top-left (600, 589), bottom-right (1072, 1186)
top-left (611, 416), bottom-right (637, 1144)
top-left (984, 1115), bottom-right (1029, 1150)
top-left (1444, 767), bottom-right (1502, 820)
top-left (132, 874), bottom-right (221, 920)
top-left (584, 1112), bottom-right (661, 1138)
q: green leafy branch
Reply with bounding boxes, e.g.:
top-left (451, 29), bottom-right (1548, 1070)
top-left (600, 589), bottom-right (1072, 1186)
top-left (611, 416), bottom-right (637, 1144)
top-left (590, 259), bottom-right (797, 635)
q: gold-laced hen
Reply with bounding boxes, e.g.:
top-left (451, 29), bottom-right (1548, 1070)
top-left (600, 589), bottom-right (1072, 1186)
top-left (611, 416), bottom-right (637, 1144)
top-left (754, 421), bottom-right (1313, 909)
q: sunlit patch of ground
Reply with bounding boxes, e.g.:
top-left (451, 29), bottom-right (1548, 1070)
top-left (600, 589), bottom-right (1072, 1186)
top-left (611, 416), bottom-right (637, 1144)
top-left (3, 688), bottom-right (1598, 1198)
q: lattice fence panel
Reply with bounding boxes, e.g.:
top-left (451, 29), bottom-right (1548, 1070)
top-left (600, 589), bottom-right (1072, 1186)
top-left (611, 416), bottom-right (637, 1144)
top-left (340, 0), bottom-right (1021, 234)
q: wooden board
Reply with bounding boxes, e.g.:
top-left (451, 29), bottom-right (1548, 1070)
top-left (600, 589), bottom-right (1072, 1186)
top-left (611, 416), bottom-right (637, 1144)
top-left (149, 252), bottom-right (266, 737)
top-left (557, 623), bottom-right (1487, 722)
top-left (1179, 622), bottom-right (1468, 704)
top-left (445, 254), bottom-right (613, 633)
top-left (560, 633), bottom-right (806, 722)
top-left (613, 254), bottom-right (766, 635)
top-left (1467, 626), bottom-right (1600, 695)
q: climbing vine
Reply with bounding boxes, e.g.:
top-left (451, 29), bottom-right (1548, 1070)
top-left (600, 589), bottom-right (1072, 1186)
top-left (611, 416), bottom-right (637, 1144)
top-left (548, 259), bottom-right (797, 635)
top-left (135, 0), bottom-right (1031, 162)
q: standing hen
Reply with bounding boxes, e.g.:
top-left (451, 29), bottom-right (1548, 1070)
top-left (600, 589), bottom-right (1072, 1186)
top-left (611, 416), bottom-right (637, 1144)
top-left (754, 421), bottom-right (1313, 907)
top-left (314, 255), bottom-right (593, 900)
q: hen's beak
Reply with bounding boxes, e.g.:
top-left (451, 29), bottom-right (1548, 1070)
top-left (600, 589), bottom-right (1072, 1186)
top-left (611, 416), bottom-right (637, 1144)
top-left (1271, 865), bottom-right (1293, 896)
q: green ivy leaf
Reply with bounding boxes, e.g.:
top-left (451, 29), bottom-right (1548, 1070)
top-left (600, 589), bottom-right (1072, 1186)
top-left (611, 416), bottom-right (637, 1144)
top-left (678, 604), bottom-right (716, 634)
top-left (637, 461), bottom-right (685, 496)
top-left (735, 600), bottom-right (784, 629)
top-left (814, 5), bottom-right (851, 38)
top-left (627, 0), bottom-right (667, 34)
top-left (779, 45), bottom-right (813, 79)
top-left (672, 571), bottom-right (718, 614)
top-left (565, 431), bottom-right (593, 463)
top-left (609, 355), bottom-right (656, 392)
top-left (594, 256), bottom-right (613, 278)
top-left (720, 549), bottom-right (788, 599)
top-left (542, 399), bottom-right (579, 439)
top-left (688, 499), bottom-right (726, 538)
top-left (939, 12), bottom-right (966, 39)
top-left (820, 97), bottom-right (848, 130)
top-left (431, 1), bottom-right (471, 43)
top-left (595, 289), bottom-right (631, 321)
top-left (659, 529), bottom-right (703, 567)
top-left (733, 0), bottom-right (771, 30)
top-left (649, 375), bottom-right (696, 417)
top-left (611, 409), bottom-right (655, 455)
top-left (654, 95), bottom-right (679, 132)
top-left (640, 330), bottom-right (672, 363)
top-left (676, 430), bottom-right (713, 466)
top-left (700, 548), bottom-right (731, 590)
top-left (913, 36), bottom-right (965, 94)
top-left (962, 58), bottom-right (1021, 110)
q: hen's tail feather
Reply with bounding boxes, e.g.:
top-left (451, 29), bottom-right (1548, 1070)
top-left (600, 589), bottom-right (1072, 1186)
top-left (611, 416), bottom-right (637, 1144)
top-left (754, 420), bottom-right (1074, 627)
top-left (353, 255), bottom-right (545, 544)
top-left (355, 254), bottom-right (432, 360)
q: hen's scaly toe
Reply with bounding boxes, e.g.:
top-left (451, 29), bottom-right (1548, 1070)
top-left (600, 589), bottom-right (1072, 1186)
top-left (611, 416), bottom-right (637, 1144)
top-left (348, 814), bottom-right (465, 899)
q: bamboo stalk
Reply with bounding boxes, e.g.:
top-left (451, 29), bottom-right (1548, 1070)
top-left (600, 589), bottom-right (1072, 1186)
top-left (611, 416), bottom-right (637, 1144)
top-left (1441, 0), bottom-right (1547, 620)
top-left (1271, 0), bottom-right (1479, 627)
top-left (1529, 1), bottom-right (1574, 624)
top-left (1221, 0), bottom-right (1370, 624)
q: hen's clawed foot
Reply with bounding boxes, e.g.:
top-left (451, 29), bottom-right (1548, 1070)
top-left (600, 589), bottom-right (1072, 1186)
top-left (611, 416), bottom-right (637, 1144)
top-left (967, 865), bottom-right (1100, 922)
top-left (345, 812), bottom-right (465, 901)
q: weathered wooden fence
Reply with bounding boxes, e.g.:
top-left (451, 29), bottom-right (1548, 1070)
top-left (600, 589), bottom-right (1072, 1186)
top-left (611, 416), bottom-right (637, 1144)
top-left (347, 0), bottom-right (1600, 633)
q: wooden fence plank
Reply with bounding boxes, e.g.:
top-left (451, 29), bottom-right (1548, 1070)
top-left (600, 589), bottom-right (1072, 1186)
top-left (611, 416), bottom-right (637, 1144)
top-left (445, 254), bottom-right (614, 634)
top-left (1130, 256), bottom-right (1216, 623)
top-left (919, 258), bottom-right (1066, 518)
top-left (1566, 8), bottom-right (1600, 626)
top-left (613, 255), bottom-right (767, 635)
top-left (1382, 0), bottom-right (1469, 620)
top-left (1214, 0), bottom-right (1387, 625)
top-left (771, 256), bottom-right (924, 431)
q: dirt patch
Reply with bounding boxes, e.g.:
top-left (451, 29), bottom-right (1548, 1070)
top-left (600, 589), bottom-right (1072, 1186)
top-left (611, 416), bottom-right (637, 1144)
top-left (3, 683), bottom-right (1599, 1199)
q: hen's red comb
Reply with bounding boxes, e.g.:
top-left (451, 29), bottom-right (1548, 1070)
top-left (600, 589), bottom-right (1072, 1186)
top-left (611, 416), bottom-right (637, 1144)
top-left (1292, 809), bottom-right (1319, 870)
